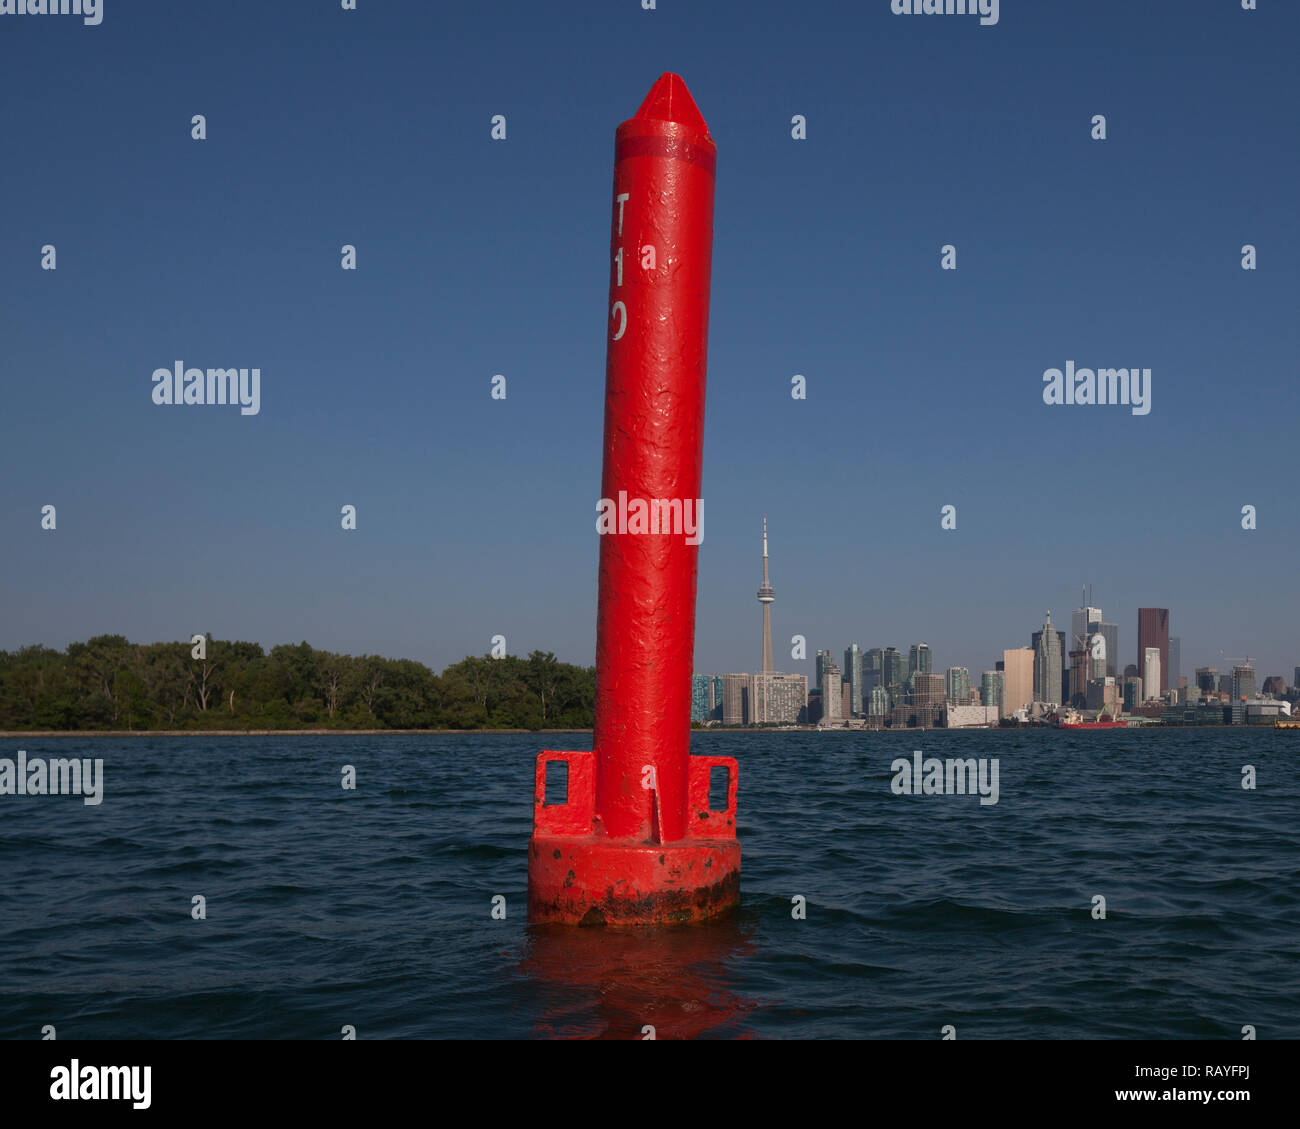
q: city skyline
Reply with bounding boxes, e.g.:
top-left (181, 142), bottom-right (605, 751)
top-left (709, 517), bottom-right (1290, 705)
top-left (697, 526), bottom-right (1290, 726)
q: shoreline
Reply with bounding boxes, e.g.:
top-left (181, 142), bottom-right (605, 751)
top-left (0, 728), bottom-right (595, 738)
top-left (0, 724), bottom-right (1269, 738)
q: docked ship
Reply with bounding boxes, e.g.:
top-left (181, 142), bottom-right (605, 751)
top-left (1055, 707), bottom-right (1127, 729)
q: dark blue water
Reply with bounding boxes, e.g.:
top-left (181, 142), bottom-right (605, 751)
top-left (1, 730), bottom-right (1296, 1039)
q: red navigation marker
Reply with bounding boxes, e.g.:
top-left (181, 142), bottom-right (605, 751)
top-left (527, 74), bottom-right (739, 925)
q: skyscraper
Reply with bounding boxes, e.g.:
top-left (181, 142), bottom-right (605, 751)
top-left (690, 674), bottom-right (716, 722)
top-left (1137, 608), bottom-right (1170, 695)
top-left (843, 644), bottom-right (863, 716)
top-left (1071, 602), bottom-right (1102, 655)
top-left (1231, 665), bottom-right (1257, 702)
top-left (945, 666), bottom-right (972, 704)
top-left (1068, 648), bottom-right (1090, 708)
top-left (882, 647), bottom-right (905, 692)
top-left (1071, 596), bottom-right (1105, 691)
top-left (914, 673), bottom-right (944, 719)
top-left (816, 650), bottom-right (834, 692)
top-left (1195, 668), bottom-right (1218, 695)
top-left (1002, 648), bottom-right (1034, 717)
top-left (864, 648), bottom-right (883, 692)
top-left (1100, 622), bottom-right (1118, 677)
top-left (1034, 612), bottom-right (1063, 705)
top-left (908, 643), bottom-right (932, 677)
top-left (1168, 635), bottom-right (1181, 689)
top-left (981, 670), bottom-right (1003, 711)
top-left (820, 662), bottom-right (843, 722)
top-left (757, 516), bottom-right (775, 674)
top-left (1031, 625), bottom-right (1068, 702)
top-left (1144, 648), bottom-right (1162, 701)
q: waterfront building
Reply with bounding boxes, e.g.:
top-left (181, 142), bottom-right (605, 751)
top-left (980, 670), bottom-right (1003, 711)
top-left (722, 673), bottom-right (749, 725)
top-left (751, 672), bottom-right (808, 725)
top-left (945, 704), bottom-right (1000, 728)
top-left (690, 674), bottom-right (716, 722)
top-left (1002, 648), bottom-right (1034, 718)
top-left (1086, 677), bottom-right (1120, 716)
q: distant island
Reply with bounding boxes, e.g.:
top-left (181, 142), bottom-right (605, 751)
top-left (0, 636), bottom-right (595, 733)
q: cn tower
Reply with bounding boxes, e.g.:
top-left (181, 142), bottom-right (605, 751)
top-left (757, 516), bottom-right (775, 673)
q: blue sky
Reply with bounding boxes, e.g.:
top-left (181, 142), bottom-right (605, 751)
top-left (1, 0), bottom-right (1296, 683)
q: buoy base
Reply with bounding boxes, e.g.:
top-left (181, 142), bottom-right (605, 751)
top-left (528, 836), bottom-right (740, 925)
top-left (526, 750), bottom-right (741, 925)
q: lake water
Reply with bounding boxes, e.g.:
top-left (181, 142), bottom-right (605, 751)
top-left (1, 729), bottom-right (1295, 1039)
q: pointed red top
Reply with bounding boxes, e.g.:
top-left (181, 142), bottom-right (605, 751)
top-left (632, 73), bottom-right (710, 136)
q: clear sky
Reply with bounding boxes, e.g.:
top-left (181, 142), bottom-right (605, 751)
top-left (2, 0), bottom-right (1296, 684)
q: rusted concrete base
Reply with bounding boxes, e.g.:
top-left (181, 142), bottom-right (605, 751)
top-left (528, 837), bottom-right (741, 925)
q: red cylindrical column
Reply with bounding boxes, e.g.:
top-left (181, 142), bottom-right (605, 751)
top-left (592, 73), bottom-right (716, 843)
top-left (527, 74), bottom-right (739, 926)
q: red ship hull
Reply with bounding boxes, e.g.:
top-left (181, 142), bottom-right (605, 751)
top-left (1057, 721), bottom-right (1127, 729)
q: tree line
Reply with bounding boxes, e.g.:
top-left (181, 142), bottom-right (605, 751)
top-left (0, 636), bottom-right (596, 731)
